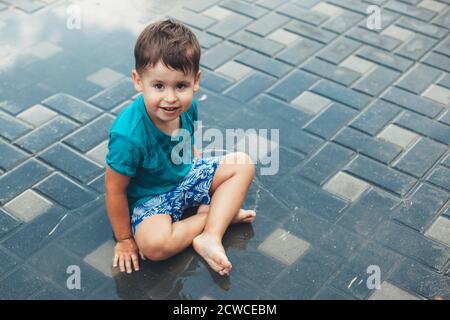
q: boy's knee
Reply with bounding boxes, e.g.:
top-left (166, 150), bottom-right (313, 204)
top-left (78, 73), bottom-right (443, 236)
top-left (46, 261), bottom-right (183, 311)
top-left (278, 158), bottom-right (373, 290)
top-left (140, 236), bottom-right (172, 261)
top-left (230, 152), bottom-right (255, 174)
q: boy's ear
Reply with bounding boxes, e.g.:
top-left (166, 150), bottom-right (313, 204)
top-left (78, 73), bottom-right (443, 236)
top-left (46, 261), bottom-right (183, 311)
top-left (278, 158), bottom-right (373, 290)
top-left (131, 69), bottom-right (143, 92)
top-left (193, 70), bottom-right (201, 92)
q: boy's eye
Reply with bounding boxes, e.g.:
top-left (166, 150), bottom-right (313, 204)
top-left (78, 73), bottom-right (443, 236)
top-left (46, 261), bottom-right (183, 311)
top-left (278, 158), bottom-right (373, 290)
top-left (153, 83), bottom-right (163, 89)
top-left (176, 83), bottom-right (187, 89)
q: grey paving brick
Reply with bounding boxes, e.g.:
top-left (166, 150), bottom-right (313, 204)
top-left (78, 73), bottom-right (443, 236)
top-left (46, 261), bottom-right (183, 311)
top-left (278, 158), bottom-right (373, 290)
top-left (0, 266), bottom-right (48, 300)
top-left (280, 129), bottom-right (323, 155)
top-left (302, 58), bottom-right (361, 86)
top-left (183, 0), bottom-right (221, 12)
top-left (267, 28), bottom-right (301, 46)
top-left (270, 248), bottom-right (343, 299)
top-left (200, 68), bottom-right (234, 92)
top-left (291, 91), bottom-right (331, 114)
top-left (311, 79), bottom-right (370, 110)
top-left (350, 100), bottom-right (401, 136)
top-left (230, 30), bottom-right (285, 56)
top-left (394, 138), bottom-right (447, 178)
top-left (225, 72), bottom-right (276, 102)
top-left (88, 173), bottom-right (105, 194)
top-left (284, 20), bottom-right (337, 44)
top-left (396, 64), bottom-right (442, 94)
top-left (375, 220), bottom-right (450, 271)
top-left (39, 143), bottom-right (103, 183)
top-left (35, 173), bottom-right (97, 210)
top-left (0, 159), bottom-right (52, 205)
top-left (63, 114), bottom-right (115, 153)
top-left (88, 78), bottom-right (136, 110)
top-left (276, 3), bottom-right (329, 26)
top-left (169, 7), bottom-right (216, 29)
top-left (418, 0), bottom-right (448, 12)
top-left (235, 49), bottom-right (292, 77)
top-left (15, 116), bottom-right (79, 153)
top-left (41, 93), bottom-right (101, 124)
top-left (324, 171), bottom-right (369, 202)
top-left (370, 281), bottom-right (421, 300)
top-left (334, 127), bottom-right (402, 164)
top-left (192, 29), bottom-right (222, 49)
top-left (319, 222), bottom-right (364, 259)
top-left (207, 13), bottom-right (252, 38)
top-left (389, 259), bottom-right (450, 300)
top-left (381, 25), bottom-right (415, 42)
top-left (16, 104), bottom-right (58, 128)
top-left (423, 52), bottom-right (450, 72)
top-left (442, 155), bottom-right (450, 168)
top-left (0, 208), bottom-right (21, 239)
top-left (256, 0), bottom-right (289, 9)
top-left (395, 112), bottom-right (450, 145)
top-left (322, 10), bottom-right (363, 33)
top-left (0, 111), bottom-right (32, 141)
top-left (422, 84), bottom-right (450, 106)
top-left (346, 28), bottom-right (401, 51)
top-left (29, 285), bottom-right (76, 300)
top-left (338, 190), bottom-right (397, 236)
top-left (276, 37), bottom-right (323, 66)
top-left (438, 74), bottom-right (450, 89)
top-left (382, 87), bottom-right (443, 118)
top-left (268, 70), bottom-right (318, 102)
top-left (4, 189), bottom-right (53, 223)
top-left (385, 0), bottom-right (437, 21)
top-left (345, 156), bottom-right (416, 196)
top-left (0, 139), bottom-right (28, 170)
top-left (0, 248), bottom-right (18, 277)
top-left (396, 34), bottom-right (437, 60)
top-left (245, 12), bottom-right (289, 37)
top-left (304, 103), bottom-right (357, 139)
top-left (318, 38), bottom-right (361, 64)
top-left (299, 142), bottom-right (354, 185)
top-left (433, 8), bottom-right (450, 29)
top-left (396, 16), bottom-right (448, 39)
top-left (314, 286), bottom-right (350, 300)
top-left (356, 46), bottom-right (414, 72)
top-left (2, 0), bottom-right (44, 13)
top-left (425, 216), bottom-right (450, 247)
top-left (326, 0), bottom-right (369, 14)
top-left (354, 66), bottom-right (400, 97)
top-left (220, 0), bottom-right (269, 18)
top-left (86, 67), bottom-right (125, 89)
top-left (201, 42), bottom-right (243, 70)
top-left (427, 166), bottom-right (450, 191)
top-left (331, 242), bottom-right (399, 300)
top-left (310, 2), bottom-right (344, 17)
top-left (393, 183), bottom-right (449, 232)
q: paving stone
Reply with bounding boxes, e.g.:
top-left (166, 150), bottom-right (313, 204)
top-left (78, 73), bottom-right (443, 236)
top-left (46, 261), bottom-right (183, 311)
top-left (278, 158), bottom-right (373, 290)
top-left (381, 25), bottom-right (415, 42)
top-left (183, 0), bottom-right (221, 12)
top-left (438, 74), bottom-right (450, 89)
top-left (84, 240), bottom-right (118, 278)
top-left (42, 93), bottom-right (101, 124)
top-left (256, 0), bottom-right (289, 9)
top-left (338, 189), bottom-right (397, 236)
top-left (0, 111), bottom-right (33, 141)
top-left (304, 103), bottom-right (357, 139)
top-left (230, 30), bottom-right (285, 56)
top-left (346, 28), bottom-right (401, 51)
top-left (169, 7), bottom-right (216, 29)
top-left (417, 0), bottom-right (447, 12)
top-left (302, 58), bottom-right (361, 86)
top-left (433, 7), bottom-right (450, 29)
top-left (322, 10), bottom-right (363, 34)
top-left (16, 104), bottom-right (58, 127)
top-left (85, 140), bottom-right (108, 167)
top-left (427, 166), bottom-right (450, 191)
top-left (3, 189), bottom-right (53, 223)
top-left (318, 38), bottom-right (361, 64)
top-left (291, 91), bottom-right (331, 115)
top-left (2, 0), bottom-right (44, 13)
top-left (323, 171), bottom-right (369, 202)
top-left (39, 143), bottom-right (103, 183)
top-left (0, 139), bottom-right (28, 170)
top-left (276, 3), bottom-right (329, 26)
top-left (435, 36), bottom-right (450, 57)
top-left (425, 216), bottom-right (450, 246)
top-left (15, 116), bottom-right (79, 153)
top-left (353, 66), bottom-right (400, 97)
top-left (88, 173), bottom-right (105, 194)
top-left (208, 12), bottom-right (252, 38)
top-left (0, 266), bottom-right (49, 300)
top-left (201, 42), bottom-right (243, 70)
top-left (86, 67), bottom-right (125, 88)
top-left (339, 55), bottom-right (375, 74)
top-left (245, 12), bottom-right (290, 37)
top-left (311, 79), bottom-right (370, 110)
top-left (350, 100), bottom-right (401, 136)
top-left (326, 0), bottom-right (370, 14)
top-left (423, 52), bottom-right (450, 72)
top-left (192, 29), bottom-right (222, 49)
top-left (397, 64), bottom-right (442, 95)
top-left (225, 72), bottom-right (276, 102)
top-left (345, 155), bottom-right (416, 196)
top-left (442, 155), bottom-right (450, 168)
top-left (311, 2), bottom-right (344, 17)
top-left (389, 259), bottom-right (450, 299)
top-left (277, 37), bottom-right (323, 66)
top-left (202, 5), bottom-right (233, 20)
top-left (266, 28), bottom-right (301, 46)
top-left (268, 70), bottom-right (319, 103)
top-left (385, 0), bottom-right (437, 21)
top-left (0, 248), bottom-right (18, 277)
top-left (369, 281), bottom-right (421, 300)
top-left (235, 49), bottom-right (291, 78)
top-left (270, 247), bottom-right (343, 299)
top-left (0, 208), bottom-right (21, 239)
top-left (334, 127), bottom-right (402, 164)
top-left (200, 68), bottom-right (234, 92)
top-left (357, 46), bottom-right (414, 72)
top-left (88, 78), bottom-right (136, 110)
top-left (300, 142), bottom-right (354, 185)
top-left (35, 173), bottom-right (97, 210)
top-left (396, 16), bottom-right (447, 39)
top-left (220, 0), bottom-right (269, 18)
top-left (382, 87), bottom-right (443, 118)
top-left (374, 220), bottom-right (450, 271)
top-left (63, 114), bottom-right (115, 153)
top-left (393, 183), bottom-right (449, 232)
top-left (0, 159), bottom-right (52, 205)
top-left (314, 286), bottom-right (350, 300)
top-left (422, 84), bottom-right (450, 106)
top-left (284, 20), bottom-right (337, 44)
top-left (377, 124), bottom-right (419, 149)
top-left (394, 112), bottom-right (450, 145)
top-left (396, 34), bottom-right (437, 60)
top-left (279, 128), bottom-right (323, 155)
top-left (394, 137), bottom-right (447, 177)
top-left (257, 227), bottom-right (310, 265)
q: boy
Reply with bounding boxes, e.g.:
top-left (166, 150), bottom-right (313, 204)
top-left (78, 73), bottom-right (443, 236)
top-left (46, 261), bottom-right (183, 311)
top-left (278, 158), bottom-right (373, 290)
top-left (105, 19), bottom-right (256, 277)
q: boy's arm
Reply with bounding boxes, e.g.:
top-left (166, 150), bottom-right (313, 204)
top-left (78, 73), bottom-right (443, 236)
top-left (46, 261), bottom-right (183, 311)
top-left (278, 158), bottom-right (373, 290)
top-left (192, 145), bottom-right (201, 159)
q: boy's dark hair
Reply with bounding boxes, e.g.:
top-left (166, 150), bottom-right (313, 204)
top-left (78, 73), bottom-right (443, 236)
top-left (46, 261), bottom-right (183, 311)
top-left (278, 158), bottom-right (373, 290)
top-left (134, 19), bottom-right (201, 76)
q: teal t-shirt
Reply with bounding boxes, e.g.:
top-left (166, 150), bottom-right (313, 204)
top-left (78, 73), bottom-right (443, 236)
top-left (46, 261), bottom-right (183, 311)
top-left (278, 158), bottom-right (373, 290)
top-left (106, 94), bottom-right (197, 214)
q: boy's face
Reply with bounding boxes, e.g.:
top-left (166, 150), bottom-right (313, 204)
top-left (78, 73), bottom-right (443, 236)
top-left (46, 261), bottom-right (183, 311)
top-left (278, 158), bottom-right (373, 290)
top-left (131, 60), bottom-right (200, 126)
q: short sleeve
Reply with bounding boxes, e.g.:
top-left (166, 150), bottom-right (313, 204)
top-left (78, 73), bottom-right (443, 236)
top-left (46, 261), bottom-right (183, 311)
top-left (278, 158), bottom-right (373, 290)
top-left (106, 133), bottom-right (141, 177)
top-left (188, 99), bottom-right (198, 122)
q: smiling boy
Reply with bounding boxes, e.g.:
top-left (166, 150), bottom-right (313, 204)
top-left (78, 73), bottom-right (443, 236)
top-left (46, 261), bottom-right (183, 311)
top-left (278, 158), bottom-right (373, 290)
top-left (105, 19), bottom-right (256, 276)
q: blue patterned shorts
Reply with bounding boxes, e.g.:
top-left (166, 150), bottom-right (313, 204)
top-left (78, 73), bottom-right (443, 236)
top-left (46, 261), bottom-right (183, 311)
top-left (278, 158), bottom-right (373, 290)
top-left (131, 156), bottom-right (222, 234)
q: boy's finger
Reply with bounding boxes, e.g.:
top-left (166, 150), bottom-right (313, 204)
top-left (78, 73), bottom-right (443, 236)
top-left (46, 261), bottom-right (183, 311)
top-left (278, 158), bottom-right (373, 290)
top-left (119, 256), bottom-right (126, 273)
top-left (131, 254), bottom-right (139, 271)
top-left (125, 256), bottom-right (132, 274)
top-left (139, 251), bottom-right (146, 260)
top-left (113, 254), bottom-right (119, 267)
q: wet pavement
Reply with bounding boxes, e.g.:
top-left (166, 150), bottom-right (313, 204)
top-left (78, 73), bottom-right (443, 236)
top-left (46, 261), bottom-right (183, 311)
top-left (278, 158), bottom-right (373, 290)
top-left (0, 0), bottom-right (450, 300)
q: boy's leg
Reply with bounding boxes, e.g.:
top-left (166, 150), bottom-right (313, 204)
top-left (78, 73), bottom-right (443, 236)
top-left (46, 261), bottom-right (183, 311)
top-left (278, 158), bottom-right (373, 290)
top-left (197, 204), bottom-right (256, 224)
top-left (193, 152), bottom-right (255, 275)
top-left (135, 210), bottom-right (208, 261)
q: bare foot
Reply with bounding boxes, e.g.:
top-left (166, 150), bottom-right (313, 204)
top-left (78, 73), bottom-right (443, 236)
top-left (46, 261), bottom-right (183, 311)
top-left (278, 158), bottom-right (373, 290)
top-left (232, 209), bottom-right (256, 224)
top-left (193, 234), bottom-right (232, 276)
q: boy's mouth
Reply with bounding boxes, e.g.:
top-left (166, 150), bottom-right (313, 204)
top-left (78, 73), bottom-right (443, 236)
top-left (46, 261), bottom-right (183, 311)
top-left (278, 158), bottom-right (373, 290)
top-left (160, 106), bottom-right (180, 112)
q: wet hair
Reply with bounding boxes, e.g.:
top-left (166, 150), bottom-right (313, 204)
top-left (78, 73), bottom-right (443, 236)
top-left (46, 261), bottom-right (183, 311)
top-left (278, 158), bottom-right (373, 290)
top-left (134, 19), bottom-right (201, 77)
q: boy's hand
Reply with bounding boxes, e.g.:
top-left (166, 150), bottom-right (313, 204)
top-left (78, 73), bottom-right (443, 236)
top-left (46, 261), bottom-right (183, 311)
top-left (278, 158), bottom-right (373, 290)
top-left (113, 237), bottom-right (144, 273)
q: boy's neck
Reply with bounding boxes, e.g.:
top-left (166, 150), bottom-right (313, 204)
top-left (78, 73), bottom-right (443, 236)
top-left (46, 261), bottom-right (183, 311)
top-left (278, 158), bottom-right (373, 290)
top-left (148, 111), bottom-right (181, 136)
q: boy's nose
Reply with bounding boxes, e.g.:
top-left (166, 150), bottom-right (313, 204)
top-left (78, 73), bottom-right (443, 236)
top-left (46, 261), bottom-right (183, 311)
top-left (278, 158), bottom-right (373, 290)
top-left (164, 89), bottom-right (177, 103)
